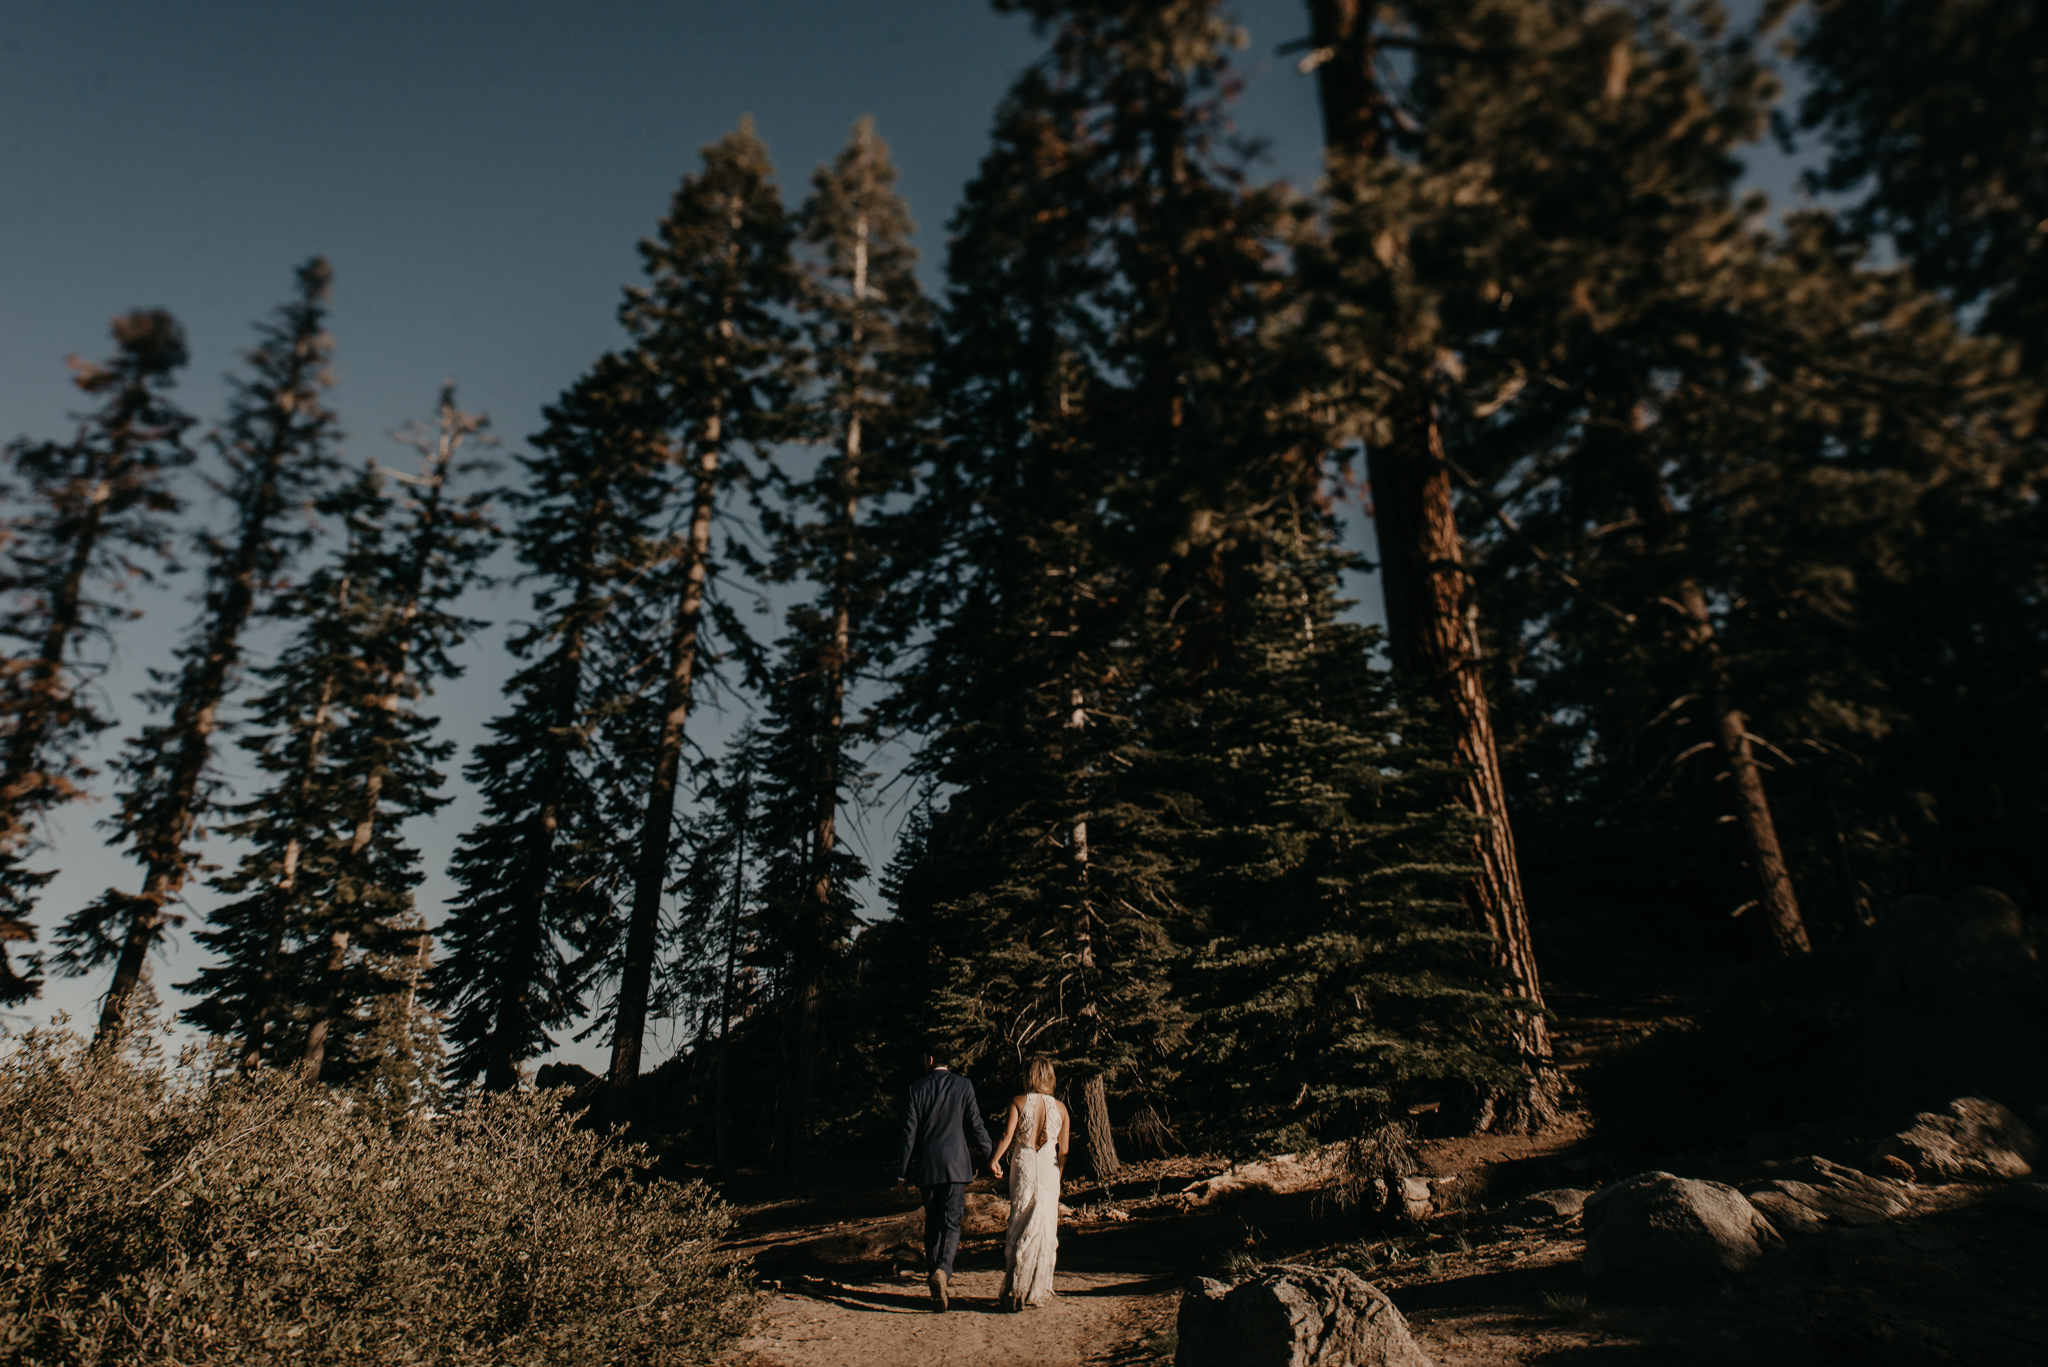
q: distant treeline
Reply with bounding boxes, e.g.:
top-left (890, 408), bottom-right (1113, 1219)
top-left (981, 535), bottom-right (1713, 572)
top-left (2, 0), bottom-right (2040, 1177)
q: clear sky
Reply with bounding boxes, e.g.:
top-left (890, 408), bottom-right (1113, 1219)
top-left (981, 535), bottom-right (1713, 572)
top-left (1, 0), bottom-right (1802, 1072)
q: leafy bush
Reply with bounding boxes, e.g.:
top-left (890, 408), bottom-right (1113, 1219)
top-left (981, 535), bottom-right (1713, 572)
top-left (0, 1026), bottom-right (756, 1366)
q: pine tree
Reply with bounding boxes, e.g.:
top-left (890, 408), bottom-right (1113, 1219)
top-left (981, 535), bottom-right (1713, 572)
top-left (896, 0), bottom-right (1324, 1181)
top-left (1778, 0), bottom-right (2048, 913)
top-left (1783, 0), bottom-right (2048, 362)
top-left (1172, 518), bottom-right (1512, 1154)
top-left (1294, 0), bottom-right (1564, 1119)
top-left (182, 389), bottom-right (493, 1078)
top-left (435, 354), bottom-right (667, 1091)
top-left (602, 120), bottom-right (800, 1115)
top-left (742, 117), bottom-right (931, 1173)
top-left (0, 310), bottom-right (193, 1002)
top-left (62, 262), bottom-right (342, 1040)
top-left (662, 728), bottom-right (761, 1179)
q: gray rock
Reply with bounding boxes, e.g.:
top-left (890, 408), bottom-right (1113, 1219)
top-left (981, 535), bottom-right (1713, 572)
top-left (1741, 1156), bottom-right (1913, 1237)
top-left (1582, 1172), bottom-right (1784, 1302)
top-left (1873, 1097), bottom-right (2040, 1182)
top-left (1176, 1264), bottom-right (1432, 1367)
top-left (1514, 1188), bottom-right (1592, 1220)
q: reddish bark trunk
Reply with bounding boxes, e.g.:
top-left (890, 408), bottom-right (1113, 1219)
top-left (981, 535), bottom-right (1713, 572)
top-left (1367, 401), bottom-right (1558, 1125)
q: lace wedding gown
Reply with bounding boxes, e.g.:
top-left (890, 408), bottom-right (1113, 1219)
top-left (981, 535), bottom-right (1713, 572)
top-left (1004, 1093), bottom-right (1062, 1307)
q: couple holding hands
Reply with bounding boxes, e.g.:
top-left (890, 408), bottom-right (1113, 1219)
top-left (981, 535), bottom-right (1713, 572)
top-left (896, 1049), bottom-right (1070, 1314)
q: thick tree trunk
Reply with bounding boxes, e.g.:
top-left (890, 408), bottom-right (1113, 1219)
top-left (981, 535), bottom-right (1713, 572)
top-left (1076, 1072), bottom-right (1119, 1186)
top-left (607, 422), bottom-right (721, 1121)
top-left (1673, 582), bottom-right (1811, 955)
top-left (1307, 1), bottom-right (1559, 1130)
top-left (1367, 400), bottom-right (1559, 1128)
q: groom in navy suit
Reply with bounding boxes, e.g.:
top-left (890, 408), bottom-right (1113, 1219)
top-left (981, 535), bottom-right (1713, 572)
top-left (896, 1046), bottom-right (993, 1312)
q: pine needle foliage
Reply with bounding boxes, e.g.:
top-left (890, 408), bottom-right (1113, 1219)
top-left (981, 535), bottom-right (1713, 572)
top-left (61, 262), bottom-right (342, 1039)
top-left (182, 391), bottom-right (494, 1081)
top-left (745, 117), bottom-right (932, 1171)
top-left (0, 310), bottom-right (193, 1001)
top-left (600, 120), bottom-right (801, 1105)
top-left (435, 355), bottom-right (669, 1091)
top-left (1170, 524), bottom-right (1510, 1154)
top-left (892, 0), bottom-right (1333, 1176)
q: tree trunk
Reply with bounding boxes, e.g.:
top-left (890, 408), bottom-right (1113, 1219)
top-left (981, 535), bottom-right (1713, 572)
top-left (715, 777), bottom-right (748, 1182)
top-left (238, 643), bottom-right (339, 1072)
top-left (483, 618), bottom-right (588, 1093)
top-left (1673, 582), bottom-right (1812, 955)
top-left (96, 466), bottom-right (288, 1043)
top-left (1307, 2), bottom-right (1559, 1131)
top-left (0, 479), bottom-right (105, 844)
top-left (1076, 1072), bottom-right (1119, 1186)
top-left (607, 420), bottom-right (721, 1122)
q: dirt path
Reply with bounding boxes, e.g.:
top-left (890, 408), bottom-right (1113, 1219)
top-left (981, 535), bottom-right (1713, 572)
top-left (728, 1269), bottom-right (1174, 1367)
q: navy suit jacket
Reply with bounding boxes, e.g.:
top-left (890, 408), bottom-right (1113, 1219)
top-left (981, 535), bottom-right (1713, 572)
top-left (897, 1068), bottom-right (993, 1185)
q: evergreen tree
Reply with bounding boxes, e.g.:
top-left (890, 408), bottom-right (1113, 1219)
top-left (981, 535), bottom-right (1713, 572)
top-left (1173, 520), bottom-right (1511, 1154)
top-left (61, 262), bottom-right (342, 1040)
top-left (1294, 0), bottom-right (1563, 1120)
top-left (1783, 0), bottom-right (2048, 362)
top-left (662, 728), bottom-right (762, 1179)
top-left (897, 0), bottom-right (1321, 1180)
top-left (602, 121), bottom-right (800, 1114)
top-left (182, 389), bottom-right (493, 1078)
top-left (745, 117), bottom-right (931, 1173)
top-left (0, 310), bottom-right (193, 1002)
top-left (1352, 1), bottom-right (2031, 943)
top-left (435, 354), bottom-right (667, 1091)
top-left (1779, 0), bottom-right (2048, 912)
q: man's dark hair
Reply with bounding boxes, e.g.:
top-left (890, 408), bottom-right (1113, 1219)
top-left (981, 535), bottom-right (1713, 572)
top-left (924, 1044), bottom-right (952, 1069)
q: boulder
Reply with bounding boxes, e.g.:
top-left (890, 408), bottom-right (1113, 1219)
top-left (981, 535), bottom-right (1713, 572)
top-left (1582, 1172), bottom-right (1784, 1301)
top-left (1513, 1188), bottom-right (1592, 1221)
top-left (1177, 1265), bottom-right (1431, 1367)
top-left (1742, 1156), bottom-right (1913, 1238)
top-left (1872, 1097), bottom-right (2040, 1182)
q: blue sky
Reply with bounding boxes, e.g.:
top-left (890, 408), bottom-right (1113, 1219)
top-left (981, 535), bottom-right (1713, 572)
top-left (2, 1), bottom-right (1804, 1072)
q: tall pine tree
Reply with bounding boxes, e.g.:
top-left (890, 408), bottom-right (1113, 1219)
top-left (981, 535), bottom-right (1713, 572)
top-left (1295, 0), bottom-right (1563, 1120)
top-left (1172, 517), bottom-right (1511, 1155)
top-left (62, 262), bottom-right (342, 1040)
top-left (183, 389), bottom-right (492, 1078)
top-left (746, 117), bottom-right (932, 1174)
top-left (897, 0), bottom-right (1334, 1180)
top-left (602, 121), bottom-right (800, 1115)
top-left (435, 354), bottom-right (668, 1091)
top-left (0, 310), bottom-right (193, 1002)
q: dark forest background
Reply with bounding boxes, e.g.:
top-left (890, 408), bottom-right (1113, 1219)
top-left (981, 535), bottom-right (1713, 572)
top-left (4, 0), bottom-right (2045, 1182)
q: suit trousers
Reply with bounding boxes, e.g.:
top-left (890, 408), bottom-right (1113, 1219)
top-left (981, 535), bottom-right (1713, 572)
top-left (920, 1181), bottom-right (966, 1273)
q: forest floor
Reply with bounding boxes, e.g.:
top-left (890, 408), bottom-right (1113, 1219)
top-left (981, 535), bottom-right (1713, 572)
top-left (712, 918), bottom-right (2048, 1366)
top-left (715, 924), bottom-right (1731, 1367)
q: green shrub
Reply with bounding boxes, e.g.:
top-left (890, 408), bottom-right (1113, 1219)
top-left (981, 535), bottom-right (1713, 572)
top-left (0, 1027), bottom-right (756, 1366)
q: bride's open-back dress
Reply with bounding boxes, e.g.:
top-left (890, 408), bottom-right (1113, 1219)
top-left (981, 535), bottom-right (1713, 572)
top-left (1004, 1093), bottom-right (1062, 1306)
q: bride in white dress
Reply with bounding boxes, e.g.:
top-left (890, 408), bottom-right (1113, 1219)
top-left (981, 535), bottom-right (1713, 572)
top-left (987, 1055), bottom-right (1070, 1313)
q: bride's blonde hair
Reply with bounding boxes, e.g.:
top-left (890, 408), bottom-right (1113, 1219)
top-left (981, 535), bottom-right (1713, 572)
top-left (1024, 1055), bottom-right (1056, 1095)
